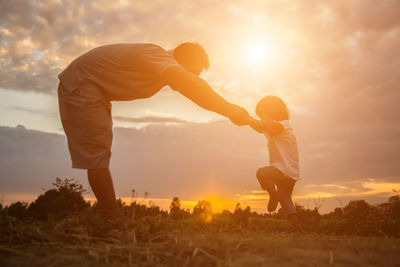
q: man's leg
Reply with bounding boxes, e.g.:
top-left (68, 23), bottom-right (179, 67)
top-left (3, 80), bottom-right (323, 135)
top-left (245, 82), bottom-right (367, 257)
top-left (88, 168), bottom-right (123, 218)
top-left (58, 82), bottom-right (125, 223)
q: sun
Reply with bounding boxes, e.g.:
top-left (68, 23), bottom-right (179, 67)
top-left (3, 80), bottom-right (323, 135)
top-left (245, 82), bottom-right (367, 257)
top-left (241, 40), bottom-right (273, 70)
top-left (246, 42), bottom-right (267, 63)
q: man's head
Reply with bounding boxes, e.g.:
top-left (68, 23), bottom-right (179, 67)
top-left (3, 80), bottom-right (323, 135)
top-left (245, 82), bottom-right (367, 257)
top-left (256, 95), bottom-right (289, 121)
top-left (173, 42), bottom-right (209, 75)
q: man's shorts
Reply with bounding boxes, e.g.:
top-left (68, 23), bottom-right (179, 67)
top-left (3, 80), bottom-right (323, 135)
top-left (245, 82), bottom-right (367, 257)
top-left (58, 81), bottom-right (113, 169)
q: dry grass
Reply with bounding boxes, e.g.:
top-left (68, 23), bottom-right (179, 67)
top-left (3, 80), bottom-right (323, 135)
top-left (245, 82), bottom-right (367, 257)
top-left (1, 217), bottom-right (400, 267)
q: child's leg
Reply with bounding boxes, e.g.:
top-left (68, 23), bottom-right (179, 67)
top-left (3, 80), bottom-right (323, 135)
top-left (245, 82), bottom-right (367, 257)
top-left (256, 166), bottom-right (280, 193)
top-left (275, 175), bottom-right (297, 217)
top-left (256, 166), bottom-right (281, 212)
top-left (278, 188), bottom-right (296, 214)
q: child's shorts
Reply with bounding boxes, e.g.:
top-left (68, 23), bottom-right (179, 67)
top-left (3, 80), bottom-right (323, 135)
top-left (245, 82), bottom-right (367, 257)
top-left (58, 81), bottom-right (113, 169)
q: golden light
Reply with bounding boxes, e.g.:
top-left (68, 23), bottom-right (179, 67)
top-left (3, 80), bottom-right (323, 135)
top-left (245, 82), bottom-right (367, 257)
top-left (240, 39), bottom-right (278, 72)
top-left (245, 42), bottom-right (267, 64)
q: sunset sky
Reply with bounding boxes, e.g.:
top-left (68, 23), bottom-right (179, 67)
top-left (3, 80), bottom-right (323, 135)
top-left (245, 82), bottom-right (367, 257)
top-left (1, 0), bottom-right (399, 213)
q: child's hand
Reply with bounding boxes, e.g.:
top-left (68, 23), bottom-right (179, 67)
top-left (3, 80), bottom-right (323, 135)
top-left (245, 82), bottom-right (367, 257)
top-left (248, 117), bottom-right (264, 133)
top-left (261, 119), bottom-right (284, 136)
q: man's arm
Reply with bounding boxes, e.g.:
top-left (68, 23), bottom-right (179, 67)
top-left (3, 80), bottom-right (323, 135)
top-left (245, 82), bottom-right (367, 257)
top-left (163, 66), bottom-right (249, 125)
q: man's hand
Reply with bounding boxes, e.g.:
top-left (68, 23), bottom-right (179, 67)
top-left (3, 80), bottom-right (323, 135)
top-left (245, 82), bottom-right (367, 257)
top-left (228, 105), bottom-right (250, 126)
top-left (248, 117), bottom-right (264, 133)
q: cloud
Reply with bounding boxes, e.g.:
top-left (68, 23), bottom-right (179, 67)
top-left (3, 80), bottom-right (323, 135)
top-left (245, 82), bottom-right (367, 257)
top-left (11, 106), bottom-right (56, 118)
top-left (2, 1), bottom-right (399, 136)
top-left (1, 123), bottom-right (399, 213)
top-left (113, 115), bottom-right (189, 124)
top-left (1, 0), bottom-right (399, 102)
top-left (1, 0), bottom-right (400, 212)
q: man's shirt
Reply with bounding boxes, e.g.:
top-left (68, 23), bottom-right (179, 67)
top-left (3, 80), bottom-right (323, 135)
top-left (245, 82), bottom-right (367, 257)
top-left (58, 43), bottom-right (182, 101)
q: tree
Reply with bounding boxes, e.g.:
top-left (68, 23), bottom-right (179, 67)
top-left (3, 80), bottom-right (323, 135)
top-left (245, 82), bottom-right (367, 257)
top-left (343, 200), bottom-right (370, 221)
top-left (192, 200), bottom-right (212, 223)
top-left (388, 194), bottom-right (400, 224)
top-left (170, 197), bottom-right (184, 220)
top-left (170, 197), bottom-right (181, 212)
top-left (324, 207), bottom-right (344, 219)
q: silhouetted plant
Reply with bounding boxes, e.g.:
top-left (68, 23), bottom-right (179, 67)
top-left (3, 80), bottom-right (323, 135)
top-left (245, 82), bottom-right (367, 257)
top-left (27, 177), bottom-right (90, 221)
top-left (192, 200), bottom-right (212, 223)
top-left (2, 177), bottom-right (400, 238)
top-left (293, 204), bottom-right (321, 229)
top-left (4, 201), bottom-right (29, 219)
top-left (170, 197), bottom-right (181, 212)
top-left (344, 200), bottom-right (370, 221)
top-left (333, 200), bottom-right (389, 235)
top-left (388, 193), bottom-right (400, 223)
top-left (332, 207), bottom-right (343, 218)
top-left (169, 197), bottom-right (190, 220)
top-left (233, 203), bottom-right (251, 226)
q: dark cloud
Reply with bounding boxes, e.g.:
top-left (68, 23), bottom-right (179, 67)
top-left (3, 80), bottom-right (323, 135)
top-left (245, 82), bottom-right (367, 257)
top-left (0, 124), bottom-right (83, 194)
top-left (1, 123), bottom-right (398, 208)
top-left (0, 123), bottom-right (265, 199)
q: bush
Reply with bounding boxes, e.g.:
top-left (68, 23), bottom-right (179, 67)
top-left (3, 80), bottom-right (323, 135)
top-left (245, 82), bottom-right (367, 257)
top-left (192, 200), bottom-right (212, 223)
top-left (27, 178), bottom-right (90, 221)
top-left (293, 204), bottom-right (320, 229)
top-left (233, 203), bottom-right (251, 226)
top-left (3, 201), bottom-right (29, 219)
top-left (169, 197), bottom-right (190, 220)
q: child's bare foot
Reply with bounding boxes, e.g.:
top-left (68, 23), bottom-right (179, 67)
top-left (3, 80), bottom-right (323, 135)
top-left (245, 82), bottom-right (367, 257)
top-left (256, 175), bottom-right (280, 212)
top-left (267, 190), bottom-right (279, 212)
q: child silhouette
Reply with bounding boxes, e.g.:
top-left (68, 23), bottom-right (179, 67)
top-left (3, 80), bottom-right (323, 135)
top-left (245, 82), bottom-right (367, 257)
top-left (248, 96), bottom-right (299, 222)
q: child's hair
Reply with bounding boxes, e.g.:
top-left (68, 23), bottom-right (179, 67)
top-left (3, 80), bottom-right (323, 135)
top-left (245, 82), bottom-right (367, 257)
top-left (256, 95), bottom-right (289, 121)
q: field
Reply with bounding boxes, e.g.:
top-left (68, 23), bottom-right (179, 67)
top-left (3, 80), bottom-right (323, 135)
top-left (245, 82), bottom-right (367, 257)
top-left (1, 218), bottom-right (400, 267)
top-left (1, 179), bottom-right (400, 266)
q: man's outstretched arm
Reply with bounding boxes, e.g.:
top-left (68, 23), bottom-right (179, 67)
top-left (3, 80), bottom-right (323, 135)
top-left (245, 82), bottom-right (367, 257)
top-left (163, 66), bottom-right (249, 125)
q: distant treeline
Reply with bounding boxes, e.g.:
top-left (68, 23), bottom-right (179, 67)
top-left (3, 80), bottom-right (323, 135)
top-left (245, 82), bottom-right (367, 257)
top-left (1, 178), bottom-right (399, 237)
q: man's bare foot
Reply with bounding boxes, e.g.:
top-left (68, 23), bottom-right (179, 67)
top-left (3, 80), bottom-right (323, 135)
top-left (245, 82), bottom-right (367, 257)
top-left (98, 207), bottom-right (132, 229)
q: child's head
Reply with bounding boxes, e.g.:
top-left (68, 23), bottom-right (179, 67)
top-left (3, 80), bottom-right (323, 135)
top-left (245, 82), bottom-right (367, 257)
top-left (256, 95), bottom-right (289, 121)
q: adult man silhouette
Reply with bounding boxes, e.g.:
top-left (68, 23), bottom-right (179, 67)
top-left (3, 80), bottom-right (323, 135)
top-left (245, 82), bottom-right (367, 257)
top-left (58, 42), bottom-right (249, 218)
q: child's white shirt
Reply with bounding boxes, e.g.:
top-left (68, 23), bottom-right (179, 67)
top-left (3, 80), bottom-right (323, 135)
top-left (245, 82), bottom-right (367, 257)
top-left (264, 120), bottom-right (300, 181)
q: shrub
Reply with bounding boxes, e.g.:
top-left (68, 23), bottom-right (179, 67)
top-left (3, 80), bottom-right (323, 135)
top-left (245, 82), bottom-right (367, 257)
top-left (28, 178), bottom-right (90, 221)
top-left (169, 197), bottom-right (190, 220)
top-left (293, 204), bottom-right (320, 229)
top-left (192, 200), bottom-right (212, 223)
top-left (4, 201), bottom-right (29, 219)
top-left (233, 203), bottom-right (251, 226)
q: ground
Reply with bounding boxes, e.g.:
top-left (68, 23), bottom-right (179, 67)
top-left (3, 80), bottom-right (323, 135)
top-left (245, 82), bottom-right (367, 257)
top-left (1, 221), bottom-right (399, 267)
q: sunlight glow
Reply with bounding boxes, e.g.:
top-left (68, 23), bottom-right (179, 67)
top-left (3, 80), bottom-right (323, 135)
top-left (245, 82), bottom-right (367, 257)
top-left (243, 41), bottom-right (267, 66)
top-left (240, 38), bottom-right (279, 73)
top-left (246, 42), bottom-right (266, 63)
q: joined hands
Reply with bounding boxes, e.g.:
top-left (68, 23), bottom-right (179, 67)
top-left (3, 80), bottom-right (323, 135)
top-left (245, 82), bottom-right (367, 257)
top-left (229, 105), bottom-right (250, 126)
